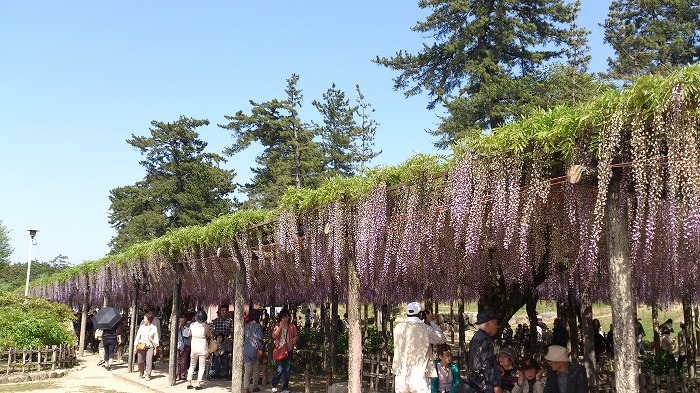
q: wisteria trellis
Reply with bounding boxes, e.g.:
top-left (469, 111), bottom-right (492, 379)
top-left (30, 66), bottom-right (700, 311)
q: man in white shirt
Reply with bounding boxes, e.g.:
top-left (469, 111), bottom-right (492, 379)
top-left (393, 302), bottom-right (445, 393)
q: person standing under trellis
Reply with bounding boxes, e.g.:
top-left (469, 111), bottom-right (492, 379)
top-left (187, 310), bottom-right (212, 390)
top-left (134, 313), bottom-right (159, 381)
top-left (243, 309), bottom-right (264, 393)
top-left (392, 302), bottom-right (445, 393)
top-left (270, 308), bottom-right (298, 393)
top-left (176, 313), bottom-right (191, 381)
top-left (466, 310), bottom-right (501, 393)
top-left (212, 305), bottom-right (233, 339)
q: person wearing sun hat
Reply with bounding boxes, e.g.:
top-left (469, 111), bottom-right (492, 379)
top-left (466, 310), bottom-right (501, 393)
top-left (542, 345), bottom-right (588, 393)
top-left (393, 302), bottom-right (446, 393)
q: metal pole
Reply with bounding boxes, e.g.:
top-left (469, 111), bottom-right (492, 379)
top-left (24, 234), bottom-right (35, 296)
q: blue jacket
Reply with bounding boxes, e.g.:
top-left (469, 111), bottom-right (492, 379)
top-left (430, 360), bottom-right (460, 393)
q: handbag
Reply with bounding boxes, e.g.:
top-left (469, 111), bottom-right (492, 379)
top-left (208, 338), bottom-right (218, 353)
top-left (136, 342), bottom-right (147, 351)
top-left (272, 344), bottom-right (288, 361)
top-left (272, 328), bottom-right (289, 361)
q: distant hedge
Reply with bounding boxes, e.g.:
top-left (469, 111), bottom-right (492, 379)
top-left (0, 293), bottom-right (76, 349)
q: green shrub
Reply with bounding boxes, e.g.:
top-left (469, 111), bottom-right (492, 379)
top-left (0, 293), bottom-right (76, 349)
top-left (640, 351), bottom-right (677, 376)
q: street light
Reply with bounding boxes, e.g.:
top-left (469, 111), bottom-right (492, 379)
top-left (24, 229), bottom-right (38, 296)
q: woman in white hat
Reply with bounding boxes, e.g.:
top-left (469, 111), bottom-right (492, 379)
top-left (542, 345), bottom-right (588, 393)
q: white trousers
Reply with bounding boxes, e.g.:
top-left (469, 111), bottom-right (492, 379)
top-left (187, 350), bottom-right (207, 383)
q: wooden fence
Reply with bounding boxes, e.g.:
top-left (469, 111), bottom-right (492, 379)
top-left (0, 344), bottom-right (78, 375)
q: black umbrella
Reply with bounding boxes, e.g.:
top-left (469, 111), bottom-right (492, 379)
top-left (93, 307), bottom-right (122, 330)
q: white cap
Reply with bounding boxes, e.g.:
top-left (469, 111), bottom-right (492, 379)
top-left (406, 302), bottom-right (423, 316)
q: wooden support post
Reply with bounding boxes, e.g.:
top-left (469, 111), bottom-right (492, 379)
top-left (652, 301), bottom-right (660, 351)
top-left (325, 367), bottom-right (333, 390)
top-left (231, 250), bottom-right (246, 393)
top-left (103, 267), bottom-right (111, 308)
top-left (330, 290), bottom-right (338, 374)
top-left (458, 285), bottom-right (466, 356)
top-left (606, 173), bottom-right (639, 391)
top-left (304, 362), bottom-right (311, 393)
top-left (450, 301), bottom-right (455, 343)
top-left (567, 281), bottom-right (580, 359)
top-left (128, 280), bottom-right (139, 373)
top-left (168, 264), bottom-right (182, 386)
top-left (581, 288), bottom-right (596, 386)
top-left (347, 257), bottom-right (362, 393)
top-left (78, 287), bottom-right (89, 357)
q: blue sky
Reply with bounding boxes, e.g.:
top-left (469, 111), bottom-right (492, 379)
top-left (1, 1), bottom-right (613, 265)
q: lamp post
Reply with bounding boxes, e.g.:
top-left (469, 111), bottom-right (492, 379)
top-left (24, 229), bottom-right (39, 296)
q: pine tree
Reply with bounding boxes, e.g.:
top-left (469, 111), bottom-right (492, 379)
top-left (220, 74), bottom-right (322, 208)
top-left (312, 83), bottom-right (358, 178)
top-left (353, 85), bottom-right (381, 174)
top-left (603, 0), bottom-right (700, 83)
top-left (108, 116), bottom-right (236, 253)
top-left (375, 0), bottom-right (583, 148)
top-left (0, 220), bottom-right (12, 264)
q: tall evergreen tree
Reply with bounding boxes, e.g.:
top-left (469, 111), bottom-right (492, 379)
top-left (0, 220), bottom-right (12, 265)
top-left (353, 85), bottom-right (381, 174)
top-left (375, 0), bottom-right (582, 149)
top-left (312, 84), bottom-right (358, 178)
top-left (220, 74), bottom-right (322, 208)
top-left (108, 116), bottom-right (236, 253)
top-left (603, 0), bottom-right (700, 83)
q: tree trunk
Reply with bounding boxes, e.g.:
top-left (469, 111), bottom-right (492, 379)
top-left (330, 290), bottom-right (339, 374)
top-left (78, 289), bottom-right (88, 357)
top-left (682, 296), bottom-right (695, 376)
top-left (567, 276), bottom-right (580, 359)
top-left (652, 301), bottom-right (660, 350)
top-left (580, 288), bottom-right (596, 387)
top-left (526, 296), bottom-right (538, 352)
top-left (458, 285), bottom-right (466, 356)
top-left (347, 257), bottom-right (362, 393)
top-left (231, 254), bottom-right (246, 393)
top-left (605, 174), bottom-right (639, 391)
top-left (103, 267), bottom-right (111, 308)
top-left (168, 265), bottom-right (182, 386)
top-left (128, 281), bottom-right (139, 373)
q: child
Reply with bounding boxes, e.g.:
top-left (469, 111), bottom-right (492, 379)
top-left (431, 343), bottom-right (460, 393)
top-left (512, 357), bottom-right (544, 393)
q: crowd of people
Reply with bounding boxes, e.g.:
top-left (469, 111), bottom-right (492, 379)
top-left (392, 305), bottom-right (589, 393)
top-left (72, 301), bottom-right (697, 393)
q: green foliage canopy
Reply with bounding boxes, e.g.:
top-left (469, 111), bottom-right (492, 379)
top-left (220, 74), bottom-right (322, 209)
top-left (604, 0), bottom-right (700, 83)
top-left (375, 0), bottom-right (585, 146)
top-left (108, 116), bottom-right (236, 254)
